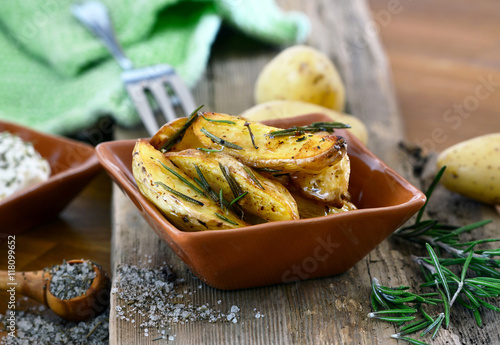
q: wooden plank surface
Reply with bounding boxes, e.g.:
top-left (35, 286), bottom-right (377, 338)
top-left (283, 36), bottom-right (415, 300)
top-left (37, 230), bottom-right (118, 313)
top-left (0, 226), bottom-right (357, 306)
top-left (369, 0), bottom-right (500, 152)
top-left (109, 0), bottom-right (500, 344)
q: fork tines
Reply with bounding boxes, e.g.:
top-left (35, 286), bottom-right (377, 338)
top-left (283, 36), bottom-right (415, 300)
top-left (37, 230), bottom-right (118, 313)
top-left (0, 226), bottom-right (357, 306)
top-left (122, 64), bottom-right (196, 136)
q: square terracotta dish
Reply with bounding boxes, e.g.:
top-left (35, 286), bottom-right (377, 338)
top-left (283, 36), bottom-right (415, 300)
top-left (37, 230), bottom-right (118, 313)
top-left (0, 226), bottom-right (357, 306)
top-left (0, 121), bottom-right (102, 235)
top-left (96, 114), bottom-right (425, 290)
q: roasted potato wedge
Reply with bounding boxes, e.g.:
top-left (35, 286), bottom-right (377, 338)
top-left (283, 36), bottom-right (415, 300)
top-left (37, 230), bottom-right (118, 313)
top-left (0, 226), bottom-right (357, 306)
top-left (150, 117), bottom-right (203, 152)
top-left (292, 191), bottom-right (356, 219)
top-left (132, 140), bottom-right (247, 231)
top-left (165, 149), bottom-right (300, 222)
top-left (291, 154), bottom-right (351, 207)
top-left (192, 112), bottom-right (346, 173)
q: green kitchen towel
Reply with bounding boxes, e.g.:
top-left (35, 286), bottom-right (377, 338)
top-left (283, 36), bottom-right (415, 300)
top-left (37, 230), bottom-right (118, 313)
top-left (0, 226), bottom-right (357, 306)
top-left (0, 0), bottom-right (309, 134)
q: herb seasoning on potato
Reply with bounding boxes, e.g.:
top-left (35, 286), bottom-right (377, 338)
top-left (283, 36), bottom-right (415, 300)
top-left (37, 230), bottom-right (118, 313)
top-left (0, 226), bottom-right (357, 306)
top-left (132, 109), bottom-right (357, 231)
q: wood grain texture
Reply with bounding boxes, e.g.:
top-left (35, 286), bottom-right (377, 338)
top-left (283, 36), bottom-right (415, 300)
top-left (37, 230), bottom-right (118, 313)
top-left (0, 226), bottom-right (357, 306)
top-left (108, 0), bottom-right (500, 344)
top-left (369, 0), bottom-right (500, 152)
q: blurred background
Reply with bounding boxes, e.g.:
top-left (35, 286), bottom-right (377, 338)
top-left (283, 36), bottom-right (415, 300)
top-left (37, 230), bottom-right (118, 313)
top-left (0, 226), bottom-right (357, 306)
top-left (370, 0), bottom-right (500, 151)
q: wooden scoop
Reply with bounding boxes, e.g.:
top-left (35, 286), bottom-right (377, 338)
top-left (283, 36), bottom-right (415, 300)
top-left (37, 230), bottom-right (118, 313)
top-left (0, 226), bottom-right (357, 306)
top-left (0, 259), bottom-right (110, 321)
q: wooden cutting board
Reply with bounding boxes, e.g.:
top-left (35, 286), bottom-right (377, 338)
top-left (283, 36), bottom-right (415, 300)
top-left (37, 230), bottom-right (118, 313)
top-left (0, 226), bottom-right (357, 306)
top-left (109, 0), bottom-right (500, 344)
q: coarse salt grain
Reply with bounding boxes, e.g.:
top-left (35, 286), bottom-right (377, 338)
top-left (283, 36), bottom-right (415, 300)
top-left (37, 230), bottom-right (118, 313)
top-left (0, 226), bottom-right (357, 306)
top-left (49, 261), bottom-right (96, 300)
top-left (111, 264), bottom-right (242, 339)
top-left (0, 309), bottom-right (109, 345)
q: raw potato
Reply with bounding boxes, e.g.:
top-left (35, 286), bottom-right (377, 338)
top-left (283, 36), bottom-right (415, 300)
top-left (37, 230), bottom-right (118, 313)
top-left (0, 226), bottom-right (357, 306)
top-left (255, 46), bottom-right (346, 112)
top-left (437, 133), bottom-right (500, 205)
top-left (291, 154), bottom-right (351, 207)
top-left (132, 139), bottom-right (247, 231)
top-left (241, 100), bottom-right (368, 145)
top-left (192, 112), bottom-right (347, 173)
top-left (165, 149), bottom-right (300, 222)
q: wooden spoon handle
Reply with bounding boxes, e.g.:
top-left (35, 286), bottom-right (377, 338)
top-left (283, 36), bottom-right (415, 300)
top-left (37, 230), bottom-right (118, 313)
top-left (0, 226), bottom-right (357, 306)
top-left (0, 270), bottom-right (14, 290)
top-left (0, 270), bottom-right (48, 306)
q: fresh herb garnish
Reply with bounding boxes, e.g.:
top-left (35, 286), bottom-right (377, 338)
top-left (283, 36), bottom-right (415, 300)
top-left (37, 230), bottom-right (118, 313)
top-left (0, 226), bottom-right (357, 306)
top-left (244, 166), bottom-right (265, 190)
top-left (219, 163), bottom-right (243, 199)
top-left (160, 105), bottom-right (204, 152)
top-left (154, 181), bottom-right (204, 206)
top-left (215, 212), bottom-right (238, 225)
top-left (219, 189), bottom-right (225, 212)
top-left (228, 191), bottom-right (248, 209)
top-left (369, 166), bottom-right (500, 344)
top-left (219, 163), bottom-right (246, 218)
top-left (267, 121), bottom-right (351, 138)
top-left (244, 122), bottom-right (259, 149)
top-left (202, 115), bottom-right (236, 124)
top-left (194, 165), bottom-right (219, 202)
top-left (200, 127), bottom-right (243, 150)
top-left (156, 159), bottom-right (205, 195)
top-left (197, 147), bottom-right (224, 152)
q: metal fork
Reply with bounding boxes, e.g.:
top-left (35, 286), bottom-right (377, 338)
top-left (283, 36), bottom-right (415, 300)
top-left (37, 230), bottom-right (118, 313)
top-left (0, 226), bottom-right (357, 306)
top-left (72, 1), bottom-right (196, 135)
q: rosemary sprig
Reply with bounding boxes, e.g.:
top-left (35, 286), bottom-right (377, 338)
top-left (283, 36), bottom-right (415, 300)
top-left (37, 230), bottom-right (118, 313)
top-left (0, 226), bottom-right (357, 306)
top-left (228, 191), bottom-right (248, 209)
top-left (154, 181), bottom-right (204, 206)
top-left (160, 105), bottom-right (204, 152)
top-left (244, 122), bottom-right (259, 149)
top-left (193, 165), bottom-right (219, 202)
top-left (244, 166), bottom-right (265, 190)
top-left (219, 163), bottom-right (243, 199)
top-left (219, 162), bottom-right (245, 218)
top-left (202, 115), bottom-right (236, 124)
top-left (197, 147), bottom-right (224, 152)
top-left (267, 121), bottom-right (351, 138)
top-left (156, 159), bottom-right (205, 195)
top-left (215, 212), bottom-right (238, 225)
top-left (369, 166), bottom-right (499, 344)
top-left (200, 127), bottom-right (243, 150)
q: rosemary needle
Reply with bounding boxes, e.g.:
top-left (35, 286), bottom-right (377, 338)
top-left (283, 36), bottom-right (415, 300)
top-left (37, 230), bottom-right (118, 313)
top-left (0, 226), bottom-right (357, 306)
top-left (200, 127), bottom-right (243, 150)
top-left (156, 159), bottom-right (205, 195)
top-left (244, 166), bottom-right (265, 190)
top-left (228, 191), bottom-right (248, 209)
top-left (154, 181), bottom-right (204, 206)
top-left (202, 115), bottom-right (236, 124)
top-left (215, 212), bottom-right (238, 225)
top-left (267, 121), bottom-right (350, 138)
top-left (244, 122), bottom-right (259, 149)
top-left (197, 147), bottom-right (224, 152)
top-left (160, 105), bottom-right (204, 152)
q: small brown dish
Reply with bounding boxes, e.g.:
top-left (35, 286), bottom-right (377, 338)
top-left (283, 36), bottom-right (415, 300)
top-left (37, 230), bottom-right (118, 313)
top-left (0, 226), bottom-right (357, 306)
top-left (96, 114), bottom-right (426, 290)
top-left (0, 121), bottom-right (102, 235)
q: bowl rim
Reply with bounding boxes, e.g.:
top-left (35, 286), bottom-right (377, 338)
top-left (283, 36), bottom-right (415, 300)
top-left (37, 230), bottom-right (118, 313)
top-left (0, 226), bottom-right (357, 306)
top-left (96, 113), bottom-right (426, 239)
top-left (0, 120), bottom-right (101, 207)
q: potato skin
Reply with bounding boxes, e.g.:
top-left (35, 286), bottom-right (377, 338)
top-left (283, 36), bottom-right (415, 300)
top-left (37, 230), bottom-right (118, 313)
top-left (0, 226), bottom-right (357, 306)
top-left (132, 139), bottom-right (247, 231)
top-left (165, 149), bottom-right (300, 222)
top-left (291, 154), bottom-right (351, 207)
top-left (292, 191), bottom-right (356, 219)
top-left (241, 100), bottom-right (368, 145)
top-left (254, 45), bottom-right (345, 112)
top-left (437, 133), bottom-right (500, 205)
top-left (192, 112), bottom-right (347, 173)
top-left (150, 117), bottom-right (203, 152)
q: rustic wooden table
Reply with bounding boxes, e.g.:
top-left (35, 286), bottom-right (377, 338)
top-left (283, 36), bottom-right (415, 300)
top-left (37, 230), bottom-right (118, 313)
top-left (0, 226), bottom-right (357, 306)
top-left (1, 0), bottom-right (500, 344)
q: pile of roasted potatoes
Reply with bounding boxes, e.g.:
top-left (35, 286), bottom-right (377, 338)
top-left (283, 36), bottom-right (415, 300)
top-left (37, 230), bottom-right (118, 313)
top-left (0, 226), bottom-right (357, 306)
top-left (132, 109), bottom-right (357, 231)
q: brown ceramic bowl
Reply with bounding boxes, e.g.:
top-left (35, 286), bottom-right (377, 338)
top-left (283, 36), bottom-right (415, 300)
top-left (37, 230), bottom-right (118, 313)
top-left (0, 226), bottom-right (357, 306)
top-left (0, 121), bottom-right (102, 235)
top-left (96, 114), bottom-right (426, 290)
